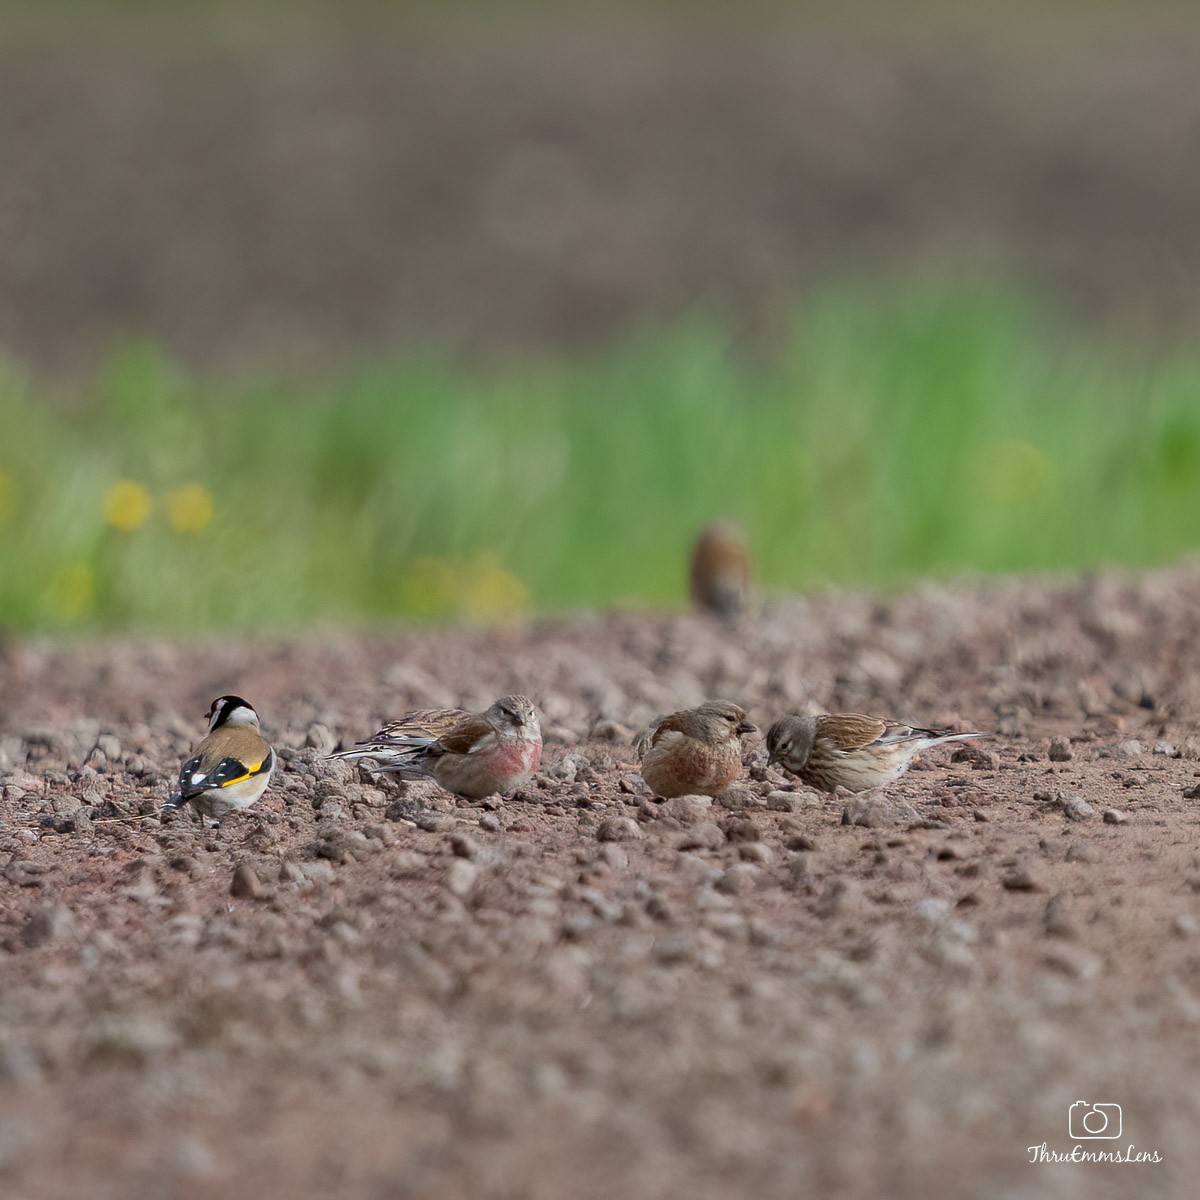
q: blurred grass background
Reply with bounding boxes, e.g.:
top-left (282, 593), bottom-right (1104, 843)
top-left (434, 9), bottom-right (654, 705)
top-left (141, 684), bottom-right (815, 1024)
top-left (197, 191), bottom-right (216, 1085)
top-left (3, 3), bottom-right (1200, 632)
top-left (3, 282), bottom-right (1199, 631)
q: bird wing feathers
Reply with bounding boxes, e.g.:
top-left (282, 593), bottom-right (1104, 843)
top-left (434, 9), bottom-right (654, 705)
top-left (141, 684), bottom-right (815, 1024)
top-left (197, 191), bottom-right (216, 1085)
top-left (325, 708), bottom-right (472, 763)
top-left (814, 713), bottom-right (890, 752)
top-left (639, 711), bottom-right (692, 756)
top-left (368, 708), bottom-right (471, 746)
top-left (431, 715), bottom-right (498, 757)
top-left (816, 713), bottom-right (955, 752)
top-left (176, 728), bottom-right (272, 800)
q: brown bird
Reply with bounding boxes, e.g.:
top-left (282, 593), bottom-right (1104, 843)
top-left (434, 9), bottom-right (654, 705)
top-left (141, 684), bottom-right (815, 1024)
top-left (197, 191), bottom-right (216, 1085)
top-left (329, 695), bottom-right (542, 799)
top-left (638, 700), bottom-right (758, 798)
top-left (765, 712), bottom-right (986, 795)
top-left (690, 521), bottom-right (752, 623)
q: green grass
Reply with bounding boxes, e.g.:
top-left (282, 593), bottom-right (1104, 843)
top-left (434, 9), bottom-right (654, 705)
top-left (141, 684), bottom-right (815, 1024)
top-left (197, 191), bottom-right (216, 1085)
top-left (2, 282), bottom-right (1199, 633)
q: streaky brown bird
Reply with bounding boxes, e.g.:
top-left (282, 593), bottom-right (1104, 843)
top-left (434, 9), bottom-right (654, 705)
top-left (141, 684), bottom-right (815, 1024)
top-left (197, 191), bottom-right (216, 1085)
top-left (766, 711), bottom-right (986, 795)
top-left (690, 520), bottom-right (753, 623)
top-left (638, 700), bottom-right (758, 798)
top-left (329, 695), bottom-right (542, 799)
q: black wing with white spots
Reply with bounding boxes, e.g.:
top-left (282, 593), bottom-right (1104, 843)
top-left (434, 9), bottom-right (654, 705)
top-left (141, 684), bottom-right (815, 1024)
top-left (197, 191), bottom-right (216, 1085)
top-left (169, 749), bottom-right (274, 805)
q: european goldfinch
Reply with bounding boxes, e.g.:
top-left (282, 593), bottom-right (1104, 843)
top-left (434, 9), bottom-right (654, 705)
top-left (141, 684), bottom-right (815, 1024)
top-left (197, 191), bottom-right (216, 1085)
top-left (329, 694), bottom-right (542, 799)
top-left (637, 700), bottom-right (758, 798)
top-left (765, 712), bottom-right (986, 796)
top-left (166, 694), bottom-right (275, 821)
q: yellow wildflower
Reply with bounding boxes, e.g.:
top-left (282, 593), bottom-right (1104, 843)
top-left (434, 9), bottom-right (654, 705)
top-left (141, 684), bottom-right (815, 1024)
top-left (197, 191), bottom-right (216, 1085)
top-left (167, 485), bottom-right (214, 534)
top-left (460, 554), bottom-right (529, 622)
top-left (397, 553), bottom-right (529, 622)
top-left (971, 439), bottom-right (1055, 505)
top-left (45, 562), bottom-right (94, 621)
top-left (104, 480), bottom-right (152, 531)
top-left (397, 556), bottom-right (461, 619)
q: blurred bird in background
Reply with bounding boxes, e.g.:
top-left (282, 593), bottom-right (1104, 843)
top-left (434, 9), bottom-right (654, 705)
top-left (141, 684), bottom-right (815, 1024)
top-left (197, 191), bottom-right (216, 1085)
top-left (690, 520), bottom-right (753, 624)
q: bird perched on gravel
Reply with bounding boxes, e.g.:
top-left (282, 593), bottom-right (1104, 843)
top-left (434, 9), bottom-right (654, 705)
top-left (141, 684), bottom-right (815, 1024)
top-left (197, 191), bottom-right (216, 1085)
top-left (166, 695), bottom-right (275, 822)
top-left (637, 700), bottom-right (758, 798)
top-left (765, 712), bottom-right (985, 796)
top-left (329, 694), bottom-right (542, 799)
top-left (690, 520), bottom-right (753, 624)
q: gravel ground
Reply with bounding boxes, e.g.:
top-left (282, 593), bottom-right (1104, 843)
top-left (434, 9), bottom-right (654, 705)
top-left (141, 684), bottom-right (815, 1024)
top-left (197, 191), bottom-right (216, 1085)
top-left (3, 569), bottom-right (1200, 1198)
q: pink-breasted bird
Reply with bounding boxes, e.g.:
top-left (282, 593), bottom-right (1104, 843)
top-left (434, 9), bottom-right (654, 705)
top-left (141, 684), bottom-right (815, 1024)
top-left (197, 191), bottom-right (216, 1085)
top-left (690, 521), bottom-right (753, 624)
top-left (637, 700), bottom-right (758, 798)
top-left (329, 695), bottom-right (542, 799)
top-left (765, 712), bottom-right (986, 796)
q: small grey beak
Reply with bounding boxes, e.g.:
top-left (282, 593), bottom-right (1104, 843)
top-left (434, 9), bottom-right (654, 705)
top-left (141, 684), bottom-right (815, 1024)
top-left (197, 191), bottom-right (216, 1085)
top-left (738, 720), bottom-right (758, 737)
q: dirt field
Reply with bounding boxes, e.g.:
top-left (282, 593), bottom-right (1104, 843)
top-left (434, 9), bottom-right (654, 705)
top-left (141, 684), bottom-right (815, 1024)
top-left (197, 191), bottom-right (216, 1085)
top-left (5, 11), bottom-right (1200, 371)
top-left (2, 568), bottom-right (1200, 1198)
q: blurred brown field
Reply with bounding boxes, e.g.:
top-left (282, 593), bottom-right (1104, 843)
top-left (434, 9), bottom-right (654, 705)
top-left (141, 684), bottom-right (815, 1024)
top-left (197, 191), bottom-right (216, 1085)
top-left (2, 4), bottom-right (1200, 373)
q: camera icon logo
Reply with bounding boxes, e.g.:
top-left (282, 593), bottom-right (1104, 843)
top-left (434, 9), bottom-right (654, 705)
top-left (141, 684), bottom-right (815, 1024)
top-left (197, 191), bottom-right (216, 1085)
top-left (1069, 1100), bottom-right (1122, 1140)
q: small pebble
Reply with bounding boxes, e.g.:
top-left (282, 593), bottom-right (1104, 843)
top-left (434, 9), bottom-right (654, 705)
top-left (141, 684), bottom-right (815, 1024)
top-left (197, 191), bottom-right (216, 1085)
top-left (446, 859), bottom-right (478, 898)
top-left (596, 817), bottom-right (643, 842)
top-left (659, 795), bottom-right (712, 824)
top-left (1002, 864), bottom-right (1042, 892)
top-left (1043, 894), bottom-right (1077, 939)
top-left (416, 813), bottom-right (455, 833)
top-left (449, 834), bottom-right (480, 860)
top-left (1102, 808), bottom-right (1128, 825)
top-left (1048, 736), bottom-right (1074, 762)
top-left (715, 785), bottom-right (762, 811)
top-left (738, 842), bottom-right (774, 865)
top-left (676, 822), bottom-right (725, 851)
top-left (599, 843), bottom-right (628, 869)
top-left (842, 796), bottom-right (920, 828)
top-left (300, 861), bottom-right (337, 886)
top-left (21, 904), bottom-right (74, 948)
top-left (305, 724), bottom-right (337, 756)
top-left (950, 743), bottom-right (999, 770)
top-left (591, 719), bottom-right (632, 742)
top-left (765, 791), bottom-right (798, 812)
top-left (230, 861), bottom-right (264, 899)
top-left (914, 897), bottom-right (951, 923)
top-left (389, 850), bottom-right (427, 876)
